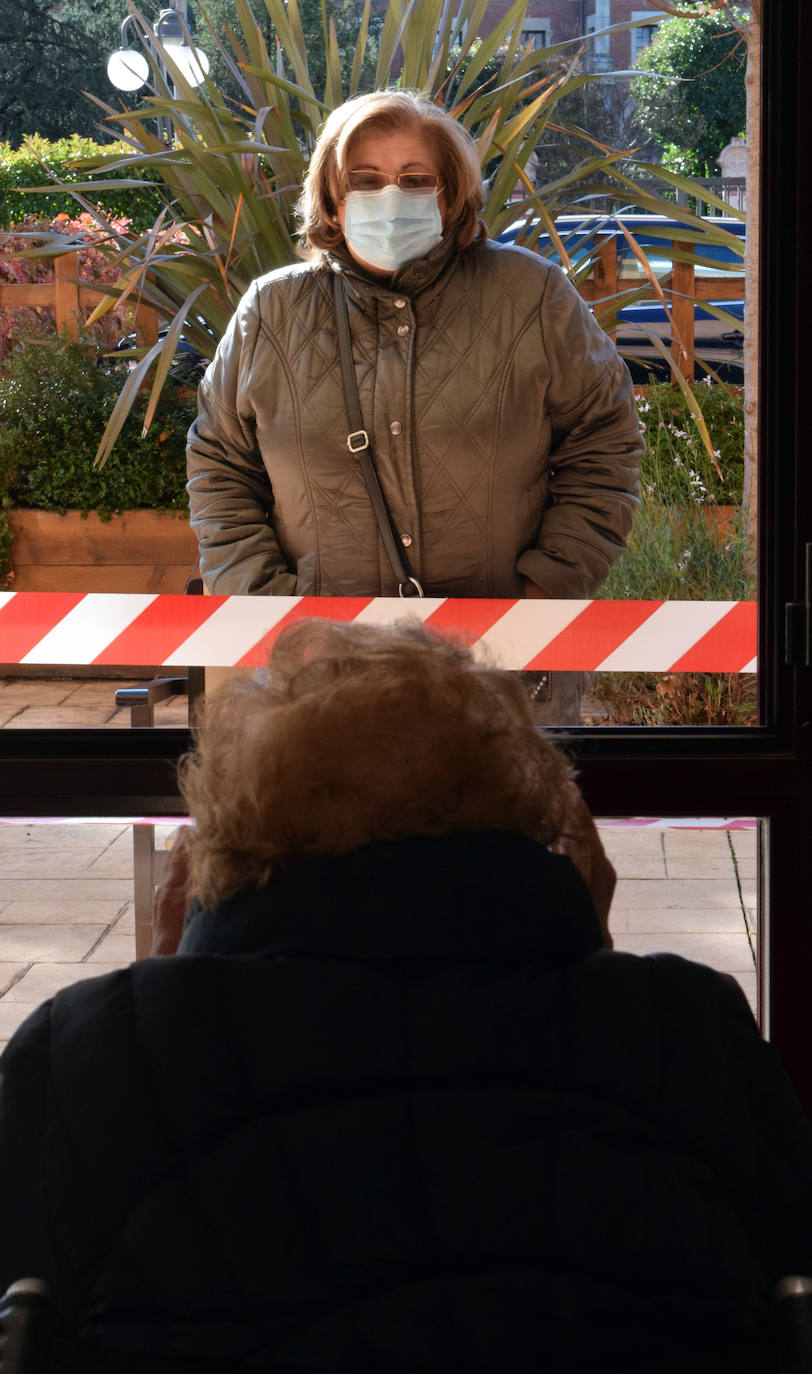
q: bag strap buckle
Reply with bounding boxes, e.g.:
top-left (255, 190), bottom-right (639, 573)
top-left (347, 429), bottom-right (370, 453)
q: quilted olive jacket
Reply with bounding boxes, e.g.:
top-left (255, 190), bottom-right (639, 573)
top-left (186, 236), bottom-right (643, 598)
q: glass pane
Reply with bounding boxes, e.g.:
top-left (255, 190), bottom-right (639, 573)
top-left (0, 817), bottom-right (760, 1053)
top-left (0, 15), bottom-right (759, 731)
top-left (0, 819), bottom-right (178, 1050)
top-left (602, 818), bottom-right (758, 1017)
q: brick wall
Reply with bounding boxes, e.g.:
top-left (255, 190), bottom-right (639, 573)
top-left (476, 0), bottom-right (666, 72)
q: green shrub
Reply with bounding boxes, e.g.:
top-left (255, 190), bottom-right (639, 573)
top-left (597, 493), bottom-right (754, 603)
top-left (0, 330), bottom-right (194, 579)
top-left (636, 379), bottom-right (745, 506)
top-left (593, 672), bottom-right (757, 727)
top-left (598, 379), bottom-right (751, 604)
top-left (0, 136), bottom-right (165, 232)
top-left (592, 379), bottom-right (753, 727)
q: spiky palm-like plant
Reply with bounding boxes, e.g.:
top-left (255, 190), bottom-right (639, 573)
top-left (26, 0), bottom-right (744, 463)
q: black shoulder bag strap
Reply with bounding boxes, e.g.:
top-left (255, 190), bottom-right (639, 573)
top-left (333, 273), bottom-right (423, 598)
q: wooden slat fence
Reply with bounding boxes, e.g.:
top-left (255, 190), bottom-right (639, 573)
top-left (0, 253), bottom-right (160, 349)
top-left (576, 232), bottom-right (743, 379)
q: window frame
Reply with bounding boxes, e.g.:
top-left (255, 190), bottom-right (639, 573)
top-left (629, 11), bottom-right (661, 65)
top-left (519, 17), bottom-right (549, 51)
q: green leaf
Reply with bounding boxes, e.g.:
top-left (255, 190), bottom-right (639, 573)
top-left (93, 339), bottom-right (165, 470)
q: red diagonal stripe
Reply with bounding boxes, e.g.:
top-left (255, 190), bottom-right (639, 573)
top-left (525, 600), bottom-right (663, 670)
top-left (93, 595), bottom-right (227, 666)
top-left (423, 598), bottom-right (514, 644)
top-left (668, 601), bottom-right (757, 671)
top-left (0, 593), bottom-right (86, 662)
top-left (234, 597), bottom-right (374, 667)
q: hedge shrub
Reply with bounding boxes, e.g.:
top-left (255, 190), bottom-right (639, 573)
top-left (0, 135), bottom-right (165, 231)
top-left (0, 329), bottom-right (195, 580)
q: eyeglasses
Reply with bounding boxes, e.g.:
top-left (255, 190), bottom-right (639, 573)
top-left (346, 170), bottom-right (442, 194)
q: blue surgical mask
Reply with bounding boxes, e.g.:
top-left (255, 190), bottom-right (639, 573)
top-left (343, 185), bottom-right (443, 274)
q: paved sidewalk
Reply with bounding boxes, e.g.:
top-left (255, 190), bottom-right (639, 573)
top-left (0, 676), bottom-right (758, 1051)
top-left (0, 820), bottom-right (757, 1052)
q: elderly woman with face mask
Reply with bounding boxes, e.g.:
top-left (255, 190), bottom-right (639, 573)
top-left (186, 89), bottom-right (644, 721)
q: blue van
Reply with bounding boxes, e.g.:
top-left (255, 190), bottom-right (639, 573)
top-left (497, 212), bottom-right (745, 382)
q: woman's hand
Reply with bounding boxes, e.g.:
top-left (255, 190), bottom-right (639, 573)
top-left (551, 783), bottom-right (616, 947)
top-left (522, 577), bottom-right (550, 599)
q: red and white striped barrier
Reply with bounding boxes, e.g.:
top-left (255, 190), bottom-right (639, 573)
top-left (0, 593), bottom-right (757, 671)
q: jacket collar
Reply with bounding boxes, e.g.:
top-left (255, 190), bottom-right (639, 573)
top-left (178, 831), bottom-right (603, 967)
top-left (324, 232), bottom-right (461, 309)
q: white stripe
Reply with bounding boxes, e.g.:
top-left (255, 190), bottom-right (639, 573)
top-left (167, 595), bottom-right (303, 666)
top-left (596, 601), bottom-right (732, 671)
top-left (20, 594), bottom-right (156, 665)
top-left (598, 817), bottom-right (756, 828)
top-left (741, 655), bottom-right (758, 673)
top-left (353, 597), bottom-right (447, 626)
top-left (474, 600), bottom-right (591, 669)
top-left (0, 592), bottom-right (16, 612)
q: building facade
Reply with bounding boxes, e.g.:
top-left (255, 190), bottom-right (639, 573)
top-left (479, 0), bottom-right (668, 72)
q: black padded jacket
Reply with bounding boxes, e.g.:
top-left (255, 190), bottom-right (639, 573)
top-left (1, 831), bottom-right (811, 1372)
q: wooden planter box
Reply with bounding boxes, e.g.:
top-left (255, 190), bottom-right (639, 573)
top-left (7, 509), bottom-right (198, 593)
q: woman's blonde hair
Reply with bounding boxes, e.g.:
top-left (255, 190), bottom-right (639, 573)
top-left (299, 89), bottom-right (486, 257)
top-left (180, 618), bottom-right (574, 908)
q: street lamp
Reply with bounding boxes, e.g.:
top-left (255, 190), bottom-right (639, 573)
top-left (107, 1), bottom-right (209, 135)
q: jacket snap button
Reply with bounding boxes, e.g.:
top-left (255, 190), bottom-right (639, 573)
top-left (390, 420), bottom-right (403, 436)
top-left (394, 297), bottom-right (407, 308)
top-left (397, 323), bottom-right (410, 336)
top-left (401, 532), bottom-right (413, 547)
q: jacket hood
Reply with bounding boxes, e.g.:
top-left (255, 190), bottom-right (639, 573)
top-left (177, 830), bottom-right (603, 965)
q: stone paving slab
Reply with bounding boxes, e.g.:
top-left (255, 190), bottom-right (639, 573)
top-left (0, 963), bottom-right (30, 995)
top-left (86, 932), bottom-right (137, 963)
top-left (610, 906), bottom-right (751, 933)
top-left (0, 850), bottom-right (130, 879)
top-left (0, 900), bottom-right (127, 924)
top-left (614, 930), bottom-right (756, 972)
top-left (61, 683), bottom-right (145, 705)
top-left (0, 682), bottom-right (79, 706)
top-left (1, 961), bottom-right (130, 1003)
top-left (0, 878), bottom-right (133, 902)
top-left (0, 924), bottom-right (110, 964)
top-left (1, 706), bottom-right (123, 728)
top-left (0, 824), bottom-right (129, 849)
top-left (0, 1001), bottom-right (36, 1041)
top-left (612, 877), bottom-right (747, 910)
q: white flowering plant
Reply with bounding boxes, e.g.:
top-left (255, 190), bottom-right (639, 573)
top-left (635, 380), bottom-right (744, 507)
